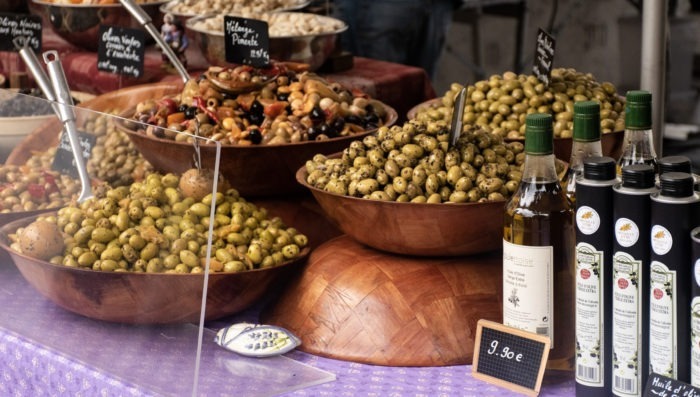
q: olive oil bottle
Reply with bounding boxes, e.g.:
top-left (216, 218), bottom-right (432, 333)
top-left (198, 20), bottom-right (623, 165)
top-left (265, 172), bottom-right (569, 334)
top-left (503, 113), bottom-right (576, 371)
top-left (564, 101), bottom-right (604, 203)
top-left (617, 90), bottom-right (658, 174)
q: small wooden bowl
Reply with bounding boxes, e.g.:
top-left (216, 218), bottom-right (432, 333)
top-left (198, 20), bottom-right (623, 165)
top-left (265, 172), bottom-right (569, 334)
top-left (0, 214), bottom-right (309, 324)
top-left (116, 104), bottom-right (397, 198)
top-left (296, 166), bottom-right (504, 257)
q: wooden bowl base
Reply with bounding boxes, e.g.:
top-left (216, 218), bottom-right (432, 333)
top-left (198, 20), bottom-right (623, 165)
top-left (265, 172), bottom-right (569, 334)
top-left (261, 235), bottom-right (504, 367)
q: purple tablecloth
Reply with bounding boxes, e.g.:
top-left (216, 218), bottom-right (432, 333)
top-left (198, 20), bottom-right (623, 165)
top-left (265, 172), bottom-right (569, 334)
top-left (0, 260), bottom-right (575, 396)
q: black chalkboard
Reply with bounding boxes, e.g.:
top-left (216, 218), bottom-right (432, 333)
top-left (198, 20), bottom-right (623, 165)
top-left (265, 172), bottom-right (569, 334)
top-left (472, 320), bottom-right (550, 396)
top-left (644, 373), bottom-right (700, 397)
top-left (532, 28), bottom-right (556, 87)
top-left (0, 13), bottom-right (41, 53)
top-left (224, 15), bottom-right (270, 68)
top-left (51, 130), bottom-right (97, 179)
top-left (97, 25), bottom-right (145, 78)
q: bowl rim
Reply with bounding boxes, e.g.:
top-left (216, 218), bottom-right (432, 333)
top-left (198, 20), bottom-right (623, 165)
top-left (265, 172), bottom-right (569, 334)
top-left (115, 101), bottom-right (397, 149)
top-left (160, 0), bottom-right (312, 18)
top-left (185, 12), bottom-right (349, 39)
top-left (0, 212), bottom-right (311, 278)
top-left (32, 0), bottom-right (170, 8)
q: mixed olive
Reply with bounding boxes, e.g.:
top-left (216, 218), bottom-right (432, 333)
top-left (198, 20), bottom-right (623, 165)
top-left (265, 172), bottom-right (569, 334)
top-left (11, 171), bottom-right (308, 274)
top-left (305, 119), bottom-right (524, 203)
top-left (0, 164), bottom-right (81, 212)
top-left (130, 66), bottom-right (389, 145)
top-left (413, 68), bottom-right (625, 139)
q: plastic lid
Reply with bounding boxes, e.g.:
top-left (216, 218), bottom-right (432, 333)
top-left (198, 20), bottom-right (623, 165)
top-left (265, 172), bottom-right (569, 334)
top-left (625, 90), bottom-right (652, 130)
top-left (573, 101), bottom-right (601, 142)
top-left (524, 113), bottom-right (553, 155)
top-left (658, 155), bottom-right (692, 175)
top-left (621, 164), bottom-right (655, 188)
top-left (659, 172), bottom-right (695, 197)
top-left (583, 156), bottom-right (616, 180)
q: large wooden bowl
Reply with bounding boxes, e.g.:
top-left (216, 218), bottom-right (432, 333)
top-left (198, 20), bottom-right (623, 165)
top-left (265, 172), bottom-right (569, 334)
top-left (0, 214), bottom-right (309, 324)
top-left (116, 104), bottom-right (397, 198)
top-left (296, 166), bottom-right (504, 257)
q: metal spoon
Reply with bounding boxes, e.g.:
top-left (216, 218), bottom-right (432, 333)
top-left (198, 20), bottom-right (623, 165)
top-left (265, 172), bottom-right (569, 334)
top-left (449, 87), bottom-right (467, 148)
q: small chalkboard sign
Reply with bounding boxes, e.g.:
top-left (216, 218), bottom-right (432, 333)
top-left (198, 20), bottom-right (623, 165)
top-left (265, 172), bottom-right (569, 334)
top-left (51, 130), bottom-right (97, 179)
top-left (644, 373), bottom-right (700, 397)
top-left (472, 319), bottom-right (550, 396)
top-left (224, 15), bottom-right (270, 68)
top-left (97, 25), bottom-right (145, 78)
top-left (0, 13), bottom-right (41, 53)
top-left (532, 28), bottom-right (555, 87)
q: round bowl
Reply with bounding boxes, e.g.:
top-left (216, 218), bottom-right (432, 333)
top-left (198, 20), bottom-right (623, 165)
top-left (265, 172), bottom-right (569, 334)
top-left (116, 103), bottom-right (397, 198)
top-left (0, 113), bottom-right (54, 163)
top-left (296, 166), bottom-right (505, 257)
top-left (0, 214), bottom-right (309, 324)
top-left (31, 0), bottom-right (169, 51)
top-left (406, 97), bottom-right (625, 161)
top-left (159, 0), bottom-right (311, 20)
top-left (186, 13), bottom-right (347, 71)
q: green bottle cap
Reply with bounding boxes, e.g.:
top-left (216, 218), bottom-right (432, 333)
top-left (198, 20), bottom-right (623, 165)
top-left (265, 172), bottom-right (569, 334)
top-left (525, 113), bottom-right (553, 155)
top-left (625, 90), bottom-right (652, 130)
top-left (573, 101), bottom-right (601, 142)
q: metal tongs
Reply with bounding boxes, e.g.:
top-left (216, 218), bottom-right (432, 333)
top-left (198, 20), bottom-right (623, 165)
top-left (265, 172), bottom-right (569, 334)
top-left (449, 87), bottom-right (467, 148)
top-left (119, 0), bottom-right (189, 84)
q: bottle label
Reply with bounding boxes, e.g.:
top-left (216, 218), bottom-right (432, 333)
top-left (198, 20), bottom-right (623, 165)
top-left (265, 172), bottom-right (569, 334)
top-left (649, 261), bottom-right (677, 378)
top-left (692, 297), bottom-right (700, 387)
top-left (503, 240), bottom-right (554, 347)
top-left (575, 242), bottom-right (604, 386)
top-left (615, 218), bottom-right (640, 248)
top-left (612, 251), bottom-right (643, 396)
top-left (576, 206), bottom-right (601, 236)
top-left (651, 225), bottom-right (673, 256)
top-left (695, 258), bottom-right (700, 288)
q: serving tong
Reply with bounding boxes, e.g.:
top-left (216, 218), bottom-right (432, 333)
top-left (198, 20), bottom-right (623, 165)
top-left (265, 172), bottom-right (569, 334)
top-left (449, 87), bottom-right (466, 148)
top-left (15, 38), bottom-right (93, 203)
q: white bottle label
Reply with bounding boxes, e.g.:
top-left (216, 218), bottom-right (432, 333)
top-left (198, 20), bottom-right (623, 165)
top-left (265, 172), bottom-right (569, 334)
top-left (649, 261), bottom-right (677, 378)
top-left (651, 225), bottom-right (673, 256)
top-left (575, 242), bottom-right (604, 386)
top-left (576, 206), bottom-right (601, 236)
top-left (612, 251), bottom-right (643, 396)
top-left (503, 240), bottom-right (554, 347)
top-left (692, 297), bottom-right (700, 387)
top-left (615, 218), bottom-right (640, 248)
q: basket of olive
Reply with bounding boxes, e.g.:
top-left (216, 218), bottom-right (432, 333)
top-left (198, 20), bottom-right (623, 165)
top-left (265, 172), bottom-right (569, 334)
top-left (297, 119), bottom-right (566, 257)
top-left (409, 68), bottom-right (625, 161)
top-left (0, 171), bottom-right (310, 324)
top-left (118, 66), bottom-right (398, 197)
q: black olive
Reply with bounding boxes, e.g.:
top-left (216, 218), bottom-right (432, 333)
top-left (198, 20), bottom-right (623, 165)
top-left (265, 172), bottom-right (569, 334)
top-left (248, 129), bottom-right (263, 144)
top-left (249, 113), bottom-right (264, 126)
top-left (250, 100), bottom-right (264, 116)
top-left (277, 93), bottom-right (289, 102)
top-left (319, 123), bottom-right (331, 136)
top-left (307, 126), bottom-right (321, 140)
top-left (184, 106), bottom-right (198, 119)
top-left (365, 122), bottom-right (378, 130)
top-left (310, 106), bottom-right (325, 123)
top-left (345, 115), bottom-right (362, 125)
top-left (177, 104), bottom-right (188, 113)
top-left (331, 117), bottom-right (345, 132)
top-left (364, 112), bottom-right (380, 124)
top-left (285, 105), bottom-right (292, 114)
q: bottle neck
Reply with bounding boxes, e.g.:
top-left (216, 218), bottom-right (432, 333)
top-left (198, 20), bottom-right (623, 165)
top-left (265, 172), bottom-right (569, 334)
top-left (621, 128), bottom-right (657, 158)
top-left (522, 153), bottom-right (559, 183)
top-left (569, 140), bottom-right (603, 171)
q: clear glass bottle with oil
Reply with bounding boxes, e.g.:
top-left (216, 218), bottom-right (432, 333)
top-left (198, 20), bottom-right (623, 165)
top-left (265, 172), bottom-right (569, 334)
top-left (564, 101), bottom-right (603, 203)
top-left (617, 90), bottom-right (658, 174)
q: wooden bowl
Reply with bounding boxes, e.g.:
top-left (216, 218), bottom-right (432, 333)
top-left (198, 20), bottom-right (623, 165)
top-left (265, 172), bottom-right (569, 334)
top-left (296, 166), bottom-right (505, 257)
top-left (0, 214), bottom-right (309, 324)
top-left (406, 97), bottom-right (626, 161)
top-left (116, 104), bottom-right (397, 198)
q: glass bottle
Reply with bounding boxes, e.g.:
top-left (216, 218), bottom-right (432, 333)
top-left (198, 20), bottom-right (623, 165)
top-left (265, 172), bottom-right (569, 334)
top-left (617, 90), bottom-right (658, 174)
top-left (564, 101), bottom-right (603, 203)
top-left (503, 113), bottom-right (576, 371)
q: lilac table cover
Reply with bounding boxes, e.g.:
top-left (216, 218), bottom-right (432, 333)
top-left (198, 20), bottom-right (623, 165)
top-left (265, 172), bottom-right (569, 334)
top-left (0, 262), bottom-right (574, 396)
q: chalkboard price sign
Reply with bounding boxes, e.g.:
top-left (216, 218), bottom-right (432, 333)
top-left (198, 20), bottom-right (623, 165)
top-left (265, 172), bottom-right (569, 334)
top-left (224, 15), bottom-right (270, 68)
top-left (51, 130), bottom-right (97, 179)
top-left (0, 13), bottom-right (41, 53)
top-left (97, 25), bottom-right (145, 78)
top-left (532, 28), bottom-right (556, 87)
top-left (644, 373), bottom-right (700, 397)
top-left (472, 319), bottom-right (550, 396)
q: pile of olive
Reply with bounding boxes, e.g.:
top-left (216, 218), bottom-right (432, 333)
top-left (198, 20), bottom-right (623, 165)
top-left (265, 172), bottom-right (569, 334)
top-left (304, 119), bottom-right (524, 203)
top-left (10, 173), bottom-right (308, 274)
top-left (0, 164), bottom-right (81, 212)
top-left (413, 68), bottom-right (625, 139)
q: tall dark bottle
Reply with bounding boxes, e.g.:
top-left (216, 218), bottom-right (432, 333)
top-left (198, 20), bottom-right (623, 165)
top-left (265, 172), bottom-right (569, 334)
top-left (611, 164), bottom-right (657, 397)
top-left (648, 172), bottom-right (700, 382)
top-left (617, 90), bottom-right (658, 174)
top-left (564, 101), bottom-right (603, 203)
top-left (575, 156), bottom-right (618, 396)
top-left (503, 113), bottom-right (576, 371)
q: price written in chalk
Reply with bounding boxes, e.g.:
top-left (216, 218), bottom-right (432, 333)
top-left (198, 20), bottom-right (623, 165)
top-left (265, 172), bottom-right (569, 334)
top-left (532, 28), bottom-right (556, 86)
top-left (97, 25), bottom-right (145, 78)
top-left (487, 340), bottom-right (524, 362)
top-left (224, 15), bottom-right (270, 68)
top-left (0, 13), bottom-right (41, 53)
top-left (644, 373), bottom-right (700, 397)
